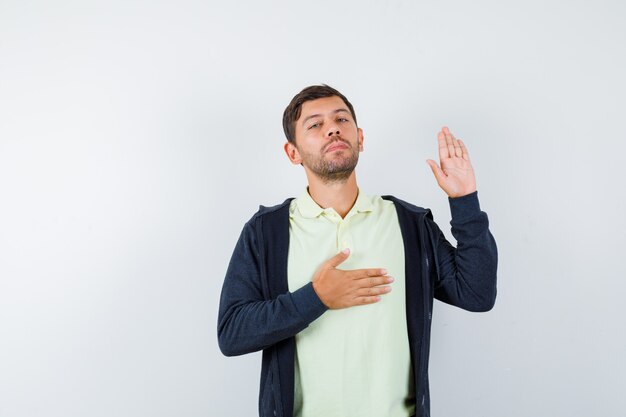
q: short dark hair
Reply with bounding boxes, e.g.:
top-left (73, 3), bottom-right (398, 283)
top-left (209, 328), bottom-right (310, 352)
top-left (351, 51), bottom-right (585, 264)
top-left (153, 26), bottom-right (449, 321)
top-left (282, 84), bottom-right (357, 143)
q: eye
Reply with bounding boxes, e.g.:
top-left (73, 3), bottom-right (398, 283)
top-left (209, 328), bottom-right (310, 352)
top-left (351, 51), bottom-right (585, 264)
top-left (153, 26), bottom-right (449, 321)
top-left (308, 122), bottom-right (321, 130)
top-left (338, 117), bottom-right (349, 122)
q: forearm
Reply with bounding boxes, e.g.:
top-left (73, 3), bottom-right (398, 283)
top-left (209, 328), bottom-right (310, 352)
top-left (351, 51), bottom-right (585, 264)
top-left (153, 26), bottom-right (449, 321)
top-left (431, 191), bottom-right (498, 311)
top-left (218, 281), bottom-right (327, 356)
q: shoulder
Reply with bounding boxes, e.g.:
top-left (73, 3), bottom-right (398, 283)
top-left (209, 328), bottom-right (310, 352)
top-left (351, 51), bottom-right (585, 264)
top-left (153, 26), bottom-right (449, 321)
top-left (243, 198), bottom-right (295, 227)
top-left (380, 194), bottom-right (431, 216)
top-left (255, 198), bottom-right (294, 217)
top-left (233, 198), bottom-right (294, 248)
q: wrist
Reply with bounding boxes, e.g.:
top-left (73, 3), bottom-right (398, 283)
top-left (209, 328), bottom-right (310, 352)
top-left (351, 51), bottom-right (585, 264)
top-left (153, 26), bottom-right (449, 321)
top-left (448, 190), bottom-right (481, 220)
top-left (312, 281), bottom-right (329, 308)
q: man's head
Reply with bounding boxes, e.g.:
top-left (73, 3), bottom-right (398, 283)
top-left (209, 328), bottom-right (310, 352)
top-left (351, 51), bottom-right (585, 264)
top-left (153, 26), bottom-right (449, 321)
top-left (283, 85), bottom-right (364, 184)
top-left (282, 85), bottom-right (357, 144)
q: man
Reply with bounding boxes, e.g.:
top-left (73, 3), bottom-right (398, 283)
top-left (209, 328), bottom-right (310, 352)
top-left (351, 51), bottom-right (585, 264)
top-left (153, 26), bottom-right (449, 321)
top-left (218, 85), bottom-right (497, 417)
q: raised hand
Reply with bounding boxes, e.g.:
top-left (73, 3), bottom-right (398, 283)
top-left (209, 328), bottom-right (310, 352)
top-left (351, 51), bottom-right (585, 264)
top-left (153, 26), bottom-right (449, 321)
top-left (312, 249), bottom-right (394, 309)
top-left (426, 126), bottom-right (477, 198)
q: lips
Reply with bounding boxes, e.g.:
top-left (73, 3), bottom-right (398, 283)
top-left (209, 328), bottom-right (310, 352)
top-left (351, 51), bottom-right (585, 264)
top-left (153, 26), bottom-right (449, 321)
top-left (325, 142), bottom-right (349, 153)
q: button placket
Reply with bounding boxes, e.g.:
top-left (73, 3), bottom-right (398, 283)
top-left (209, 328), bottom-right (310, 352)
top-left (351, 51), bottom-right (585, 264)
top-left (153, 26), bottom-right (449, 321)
top-left (337, 218), bottom-right (352, 252)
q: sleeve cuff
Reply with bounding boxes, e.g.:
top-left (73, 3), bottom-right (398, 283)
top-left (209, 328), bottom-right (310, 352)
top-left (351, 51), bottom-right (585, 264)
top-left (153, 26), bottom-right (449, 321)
top-left (290, 282), bottom-right (328, 322)
top-left (448, 190), bottom-right (481, 221)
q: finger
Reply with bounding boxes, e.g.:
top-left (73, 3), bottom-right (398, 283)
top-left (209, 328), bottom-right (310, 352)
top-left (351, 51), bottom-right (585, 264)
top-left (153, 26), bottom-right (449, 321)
top-left (452, 135), bottom-right (463, 158)
top-left (355, 296), bottom-right (382, 305)
top-left (458, 139), bottom-right (471, 161)
top-left (437, 130), bottom-right (449, 159)
top-left (347, 267), bottom-right (387, 280)
top-left (426, 159), bottom-right (447, 185)
top-left (325, 248), bottom-right (350, 268)
top-left (447, 129), bottom-right (462, 158)
top-left (354, 275), bottom-right (394, 287)
top-left (356, 285), bottom-right (392, 297)
top-left (443, 126), bottom-right (455, 158)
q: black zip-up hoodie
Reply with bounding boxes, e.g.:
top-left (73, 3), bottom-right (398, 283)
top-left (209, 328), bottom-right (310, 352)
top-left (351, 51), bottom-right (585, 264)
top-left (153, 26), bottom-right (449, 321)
top-left (218, 191), bottom-right (497, 417)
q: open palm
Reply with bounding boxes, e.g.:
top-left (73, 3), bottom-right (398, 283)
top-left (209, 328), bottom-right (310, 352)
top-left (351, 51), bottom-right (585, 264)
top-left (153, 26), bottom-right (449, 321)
top-left (426, 126), bottom-right (477, 198)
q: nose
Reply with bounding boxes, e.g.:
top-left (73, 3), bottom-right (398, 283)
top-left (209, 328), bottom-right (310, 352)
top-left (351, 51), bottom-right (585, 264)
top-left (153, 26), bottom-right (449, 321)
top-left (327, 124), bottom-right (340, 137)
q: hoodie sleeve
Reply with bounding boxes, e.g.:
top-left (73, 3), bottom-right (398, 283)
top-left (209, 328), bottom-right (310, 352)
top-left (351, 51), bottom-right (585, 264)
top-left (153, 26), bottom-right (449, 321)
top-left (217, 219), bottom-right (328, 357)
top-left (427, 191), bottom-right (498, 312)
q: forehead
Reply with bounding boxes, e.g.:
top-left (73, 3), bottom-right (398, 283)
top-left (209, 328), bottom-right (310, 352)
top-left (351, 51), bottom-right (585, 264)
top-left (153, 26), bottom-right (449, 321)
top-left (299, 96), bottom-right (348, 120)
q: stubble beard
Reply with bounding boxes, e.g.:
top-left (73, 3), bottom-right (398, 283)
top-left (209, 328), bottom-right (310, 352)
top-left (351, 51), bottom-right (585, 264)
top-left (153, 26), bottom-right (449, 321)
top-left (302, 141), bottom-right (359, 184)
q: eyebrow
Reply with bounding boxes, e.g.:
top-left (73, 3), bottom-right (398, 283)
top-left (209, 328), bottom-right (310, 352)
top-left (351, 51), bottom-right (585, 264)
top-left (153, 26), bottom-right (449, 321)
top-left (301, 108), bottom-right (351, 126)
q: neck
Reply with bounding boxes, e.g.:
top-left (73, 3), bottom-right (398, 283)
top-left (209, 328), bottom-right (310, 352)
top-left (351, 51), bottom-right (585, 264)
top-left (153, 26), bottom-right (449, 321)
top-left (305, 170), bottom-right (359, 219)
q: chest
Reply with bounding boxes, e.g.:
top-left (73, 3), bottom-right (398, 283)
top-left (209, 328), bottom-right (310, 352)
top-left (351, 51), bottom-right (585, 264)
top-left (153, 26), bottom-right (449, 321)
top-left (287, 209), bottom-right (405, 295)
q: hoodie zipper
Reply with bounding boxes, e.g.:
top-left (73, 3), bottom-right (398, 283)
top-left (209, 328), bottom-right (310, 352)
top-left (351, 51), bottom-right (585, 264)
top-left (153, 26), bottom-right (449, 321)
top-left (256, 215), bottom-right (286, 417)
top-left (418, 213), bottom-right (433, 412)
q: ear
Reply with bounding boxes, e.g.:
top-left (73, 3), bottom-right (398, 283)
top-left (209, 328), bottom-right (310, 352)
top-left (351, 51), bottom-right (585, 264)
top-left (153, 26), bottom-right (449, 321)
top-left (357, 127), bottom-right (364, 152)
top-left (284, 141), bottom-right (302, 165)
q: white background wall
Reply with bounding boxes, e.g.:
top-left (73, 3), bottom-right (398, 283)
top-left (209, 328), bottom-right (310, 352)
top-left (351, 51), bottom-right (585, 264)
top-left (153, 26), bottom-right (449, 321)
top-left (1, 1), bottom-right (625, 416)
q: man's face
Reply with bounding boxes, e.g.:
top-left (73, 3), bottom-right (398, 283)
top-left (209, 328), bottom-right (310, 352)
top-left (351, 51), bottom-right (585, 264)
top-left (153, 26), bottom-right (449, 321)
top-left (284, 96), bottom-right (364, 183)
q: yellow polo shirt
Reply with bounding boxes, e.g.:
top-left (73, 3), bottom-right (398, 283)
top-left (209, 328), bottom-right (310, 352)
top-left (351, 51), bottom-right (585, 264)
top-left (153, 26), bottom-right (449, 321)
top-left (288, 188), bottom-right (415, 417)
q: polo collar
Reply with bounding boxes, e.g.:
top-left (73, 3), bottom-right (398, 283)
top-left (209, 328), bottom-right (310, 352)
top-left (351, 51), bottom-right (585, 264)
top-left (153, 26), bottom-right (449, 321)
top-left (294, 187), bottom-right (374, 219)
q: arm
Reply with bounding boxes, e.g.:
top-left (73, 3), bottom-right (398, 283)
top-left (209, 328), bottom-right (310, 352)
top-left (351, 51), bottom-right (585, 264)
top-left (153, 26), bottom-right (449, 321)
top-left (427, 191), bottom-right (498, 311)
top-left (217, 221), bottom-right (395, 356)
top-left (425, 127), bottom-right (497, 311)
top-left (217, 220), bottom-right (327, 357)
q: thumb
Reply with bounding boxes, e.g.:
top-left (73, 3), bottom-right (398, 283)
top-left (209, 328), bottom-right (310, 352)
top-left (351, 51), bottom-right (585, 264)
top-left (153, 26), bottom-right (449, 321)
top-left (426, 159), bottom-right (446, 184)
top-left (325, 248), bottom-right (350, 268)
